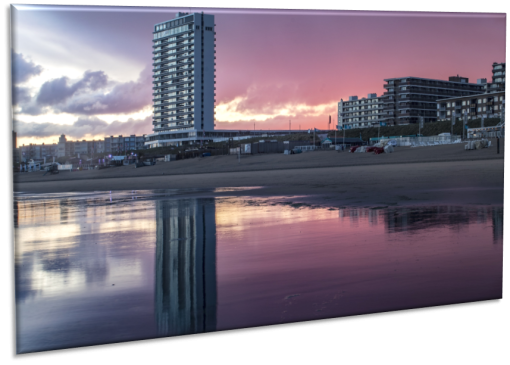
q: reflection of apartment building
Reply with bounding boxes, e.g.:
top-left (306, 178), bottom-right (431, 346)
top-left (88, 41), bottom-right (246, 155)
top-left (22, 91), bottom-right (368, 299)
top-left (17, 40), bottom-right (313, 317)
top-left (437, 91), bottom-right (505, 121)
top-left (338, 93), bottom-right (385, 129)
top-left (492, 206), bottom-right (504, 242)
top-left (382, 76), bottom-right (484, 125)
top-left (155, 198), bottom-right (217, 336)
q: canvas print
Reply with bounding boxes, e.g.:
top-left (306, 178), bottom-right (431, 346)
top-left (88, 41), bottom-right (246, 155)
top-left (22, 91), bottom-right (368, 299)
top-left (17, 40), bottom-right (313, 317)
top-left (11, 5), bottom-right (505, 354)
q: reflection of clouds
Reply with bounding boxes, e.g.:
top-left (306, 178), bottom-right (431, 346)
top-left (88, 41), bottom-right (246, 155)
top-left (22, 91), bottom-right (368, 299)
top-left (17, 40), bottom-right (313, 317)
top-left (14, 194), bottom-right (155, 303)
top-left (155, 198), bottom-right (217, 336)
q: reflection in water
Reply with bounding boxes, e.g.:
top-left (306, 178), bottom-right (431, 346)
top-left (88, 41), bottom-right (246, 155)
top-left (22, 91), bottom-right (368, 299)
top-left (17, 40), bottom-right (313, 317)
top-left (13, 200), bottom-right (19, 228)
top-left (336, 205), bottom-right (503, 243)
top-left (155, 199), bottom-right (217, 336)
top-left (13, 190), bottom-right (503, 353)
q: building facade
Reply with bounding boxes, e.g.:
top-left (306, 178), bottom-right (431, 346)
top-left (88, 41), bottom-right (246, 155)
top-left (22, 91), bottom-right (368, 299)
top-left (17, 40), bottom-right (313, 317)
top-left (338, 94), bottom-right (386, 129)
top-left (104, 135), bottom-right (145, 154)
top-left (485, 62), bottom-right (506, 93)
top-left (437, 91), bottom-right (505, 121)
top-left (20, 143), bottom-right (58, 161)
top-left (382, 76), bottom-right (484, 125)
top-left (146, 12), bottom-right (216, 148)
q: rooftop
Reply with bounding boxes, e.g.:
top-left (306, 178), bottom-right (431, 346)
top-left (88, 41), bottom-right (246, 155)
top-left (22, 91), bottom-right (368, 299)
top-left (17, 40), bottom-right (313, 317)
top-left (383, 76), bottom-right (480, 86)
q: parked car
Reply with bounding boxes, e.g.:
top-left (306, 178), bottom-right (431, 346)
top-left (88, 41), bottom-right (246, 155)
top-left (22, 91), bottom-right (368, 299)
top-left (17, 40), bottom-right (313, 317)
top-left (373, 147), bottom-right (385, 154)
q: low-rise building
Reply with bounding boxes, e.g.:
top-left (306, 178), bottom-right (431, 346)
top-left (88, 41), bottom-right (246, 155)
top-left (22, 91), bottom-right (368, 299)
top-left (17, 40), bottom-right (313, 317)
top-left (20, 143), bottom-right (58, 161)
top-left (104, 135), bottom-right (146, 153)
top-left (437, 91), bottom-right (505, 121)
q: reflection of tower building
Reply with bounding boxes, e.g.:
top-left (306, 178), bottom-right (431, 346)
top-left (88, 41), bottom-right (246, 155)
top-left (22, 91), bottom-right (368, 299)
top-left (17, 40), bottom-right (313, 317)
top-left (59, 200), bottom-right (69, 223)
top-left (155, 198), bottom-right (217, 336)
top-left (13, 200), bottom-right (19, 228)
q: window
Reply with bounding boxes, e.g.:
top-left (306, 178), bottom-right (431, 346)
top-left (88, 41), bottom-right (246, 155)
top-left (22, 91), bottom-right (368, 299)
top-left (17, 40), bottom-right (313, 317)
top-left (478, 99), bottom-right (482, 103)
top-left (447, 103), bottom-right (451, 107)
top-left (495, 105), bottom-right (499, 110)
top-left (478, 107), bottom-right (481, 112)
top-left (447, 111), bottom-right (450, 116)
top-left (483, 98), bottom-right (487, 103)
top-left (483, 107), bottom-right (486, 111)
top-left (494, 96), bottom-right (499, 102)
top-left (462, 100), bottom-right (466, 106)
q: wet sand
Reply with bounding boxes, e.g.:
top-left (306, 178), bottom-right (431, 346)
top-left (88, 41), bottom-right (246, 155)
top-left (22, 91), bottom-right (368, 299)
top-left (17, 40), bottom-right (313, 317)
top-left (14, 151), bottom-right (504, 207)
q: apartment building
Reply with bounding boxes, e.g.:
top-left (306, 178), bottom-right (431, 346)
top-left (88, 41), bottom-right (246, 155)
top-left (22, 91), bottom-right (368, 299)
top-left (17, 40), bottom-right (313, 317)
top-left (483, 62), bottom-right (506, 93)
top-left (437, 91), bottom-right (505, 121)
top-left (146, 12), bottom-right (216, 148)
top-left (57, 134), bottom-right (74, 157)
top-left (104, 135), bottom-right (146, 153)
top-left (338, 93), bottom-right (386, 129)
top-left (382, 76), bottom-right (484, 125)
top-left (20, 143), bottom-right (58, 161)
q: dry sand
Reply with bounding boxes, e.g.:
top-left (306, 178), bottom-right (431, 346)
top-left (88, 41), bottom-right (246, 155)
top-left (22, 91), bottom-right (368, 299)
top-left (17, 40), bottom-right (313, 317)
top-left (14, 143), bottom-right (504, 207)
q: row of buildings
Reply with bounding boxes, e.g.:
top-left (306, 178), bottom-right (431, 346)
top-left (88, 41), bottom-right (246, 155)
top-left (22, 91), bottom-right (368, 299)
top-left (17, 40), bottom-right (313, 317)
top-left (14, 12), bottom-right (506, 155)
top-left (16, 134), bottom-right (147, 161)
top-left (338, 62), bottom-right (505, 129)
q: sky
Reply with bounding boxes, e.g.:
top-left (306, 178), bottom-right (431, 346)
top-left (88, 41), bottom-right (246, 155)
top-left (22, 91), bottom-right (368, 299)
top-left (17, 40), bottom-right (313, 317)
top-left (10, 5), bottom-right (506, 146)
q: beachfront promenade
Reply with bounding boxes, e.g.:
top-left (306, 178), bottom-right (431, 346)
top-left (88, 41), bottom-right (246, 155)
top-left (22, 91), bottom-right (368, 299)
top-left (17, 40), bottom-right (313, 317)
top-left (14, 143), bottom-right (504, 208)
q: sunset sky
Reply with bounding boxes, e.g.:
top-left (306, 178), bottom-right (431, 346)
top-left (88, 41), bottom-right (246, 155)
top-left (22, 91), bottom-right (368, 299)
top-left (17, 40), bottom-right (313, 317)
top-left (11, 5), bottom-right (506, 146)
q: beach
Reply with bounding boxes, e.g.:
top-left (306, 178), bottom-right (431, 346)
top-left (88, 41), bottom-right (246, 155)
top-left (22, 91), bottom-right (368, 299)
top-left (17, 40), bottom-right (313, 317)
top-left (14, 144), bottom-right (504, 207)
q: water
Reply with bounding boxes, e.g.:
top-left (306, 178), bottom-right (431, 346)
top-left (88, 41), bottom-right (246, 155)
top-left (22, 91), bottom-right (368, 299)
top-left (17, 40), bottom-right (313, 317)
top-left (14, 190), bottom-right (503, 353)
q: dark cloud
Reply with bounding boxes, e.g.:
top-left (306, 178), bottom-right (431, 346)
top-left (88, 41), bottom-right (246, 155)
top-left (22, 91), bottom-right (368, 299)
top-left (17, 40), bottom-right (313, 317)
top-left (11, 51), bottom-right (43, 84)
top-left (12, 86), bottom-right (32, 106)
top-left (36, 70), bottom-right (108, 106)
top-left (57, 67), bottom-right (152, 115)
top-left (23, 67), bottom-right (151, 116)
top-left (14, 116), bottom-right (152, 140)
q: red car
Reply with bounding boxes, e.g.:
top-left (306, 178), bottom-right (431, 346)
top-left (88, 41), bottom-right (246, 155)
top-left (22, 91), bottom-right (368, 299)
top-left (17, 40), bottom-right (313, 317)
top-left (350, 146), bottom-right (360, 153)
top-left (373, 147), bottom-right (385, 154)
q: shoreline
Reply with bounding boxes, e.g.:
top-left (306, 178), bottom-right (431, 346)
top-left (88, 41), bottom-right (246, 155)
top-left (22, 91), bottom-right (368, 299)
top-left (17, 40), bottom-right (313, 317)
top-left (14, 155), bottom-right (504, 184)
top-left (14, 159), bottom-right (504, 208)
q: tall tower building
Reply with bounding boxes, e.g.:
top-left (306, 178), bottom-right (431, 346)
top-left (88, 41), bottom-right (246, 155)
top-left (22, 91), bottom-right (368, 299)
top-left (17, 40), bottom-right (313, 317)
top-left (148, 12), bottom-right (216, 148)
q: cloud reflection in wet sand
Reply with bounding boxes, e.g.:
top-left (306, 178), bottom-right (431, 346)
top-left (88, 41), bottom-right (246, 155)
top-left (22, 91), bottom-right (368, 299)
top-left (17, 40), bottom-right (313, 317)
top-left (14, 191), bottom-right (503, 353)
